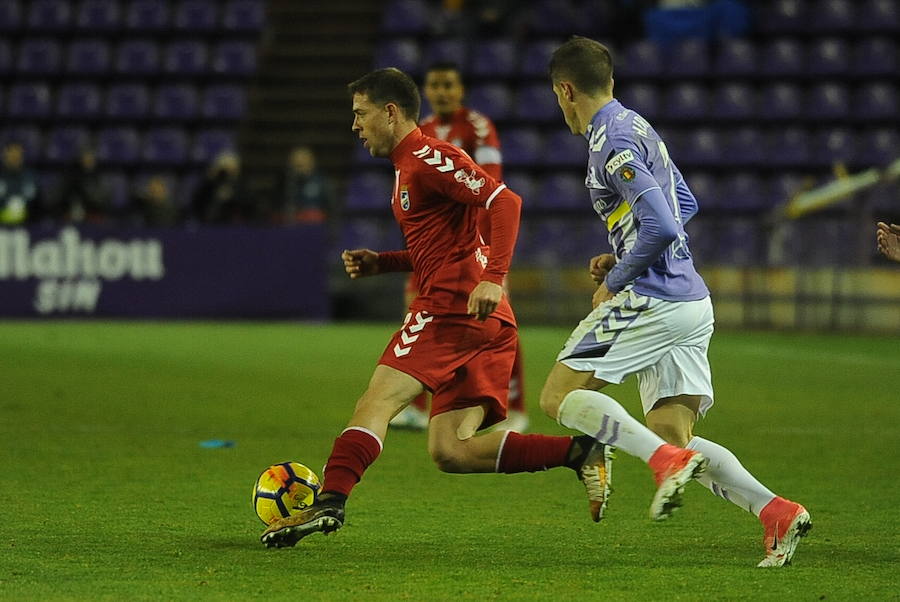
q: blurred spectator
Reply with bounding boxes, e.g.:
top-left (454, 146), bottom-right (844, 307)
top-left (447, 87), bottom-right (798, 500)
top-left (0, 142), bottom-right (39, 225)
top-left (275, 146), bottom-right (334, 224)
top-left (190, 151), bottom-right (247, 223)
top-left (132, 176), bottom-right (178, 227)
top-left (55, 148), bottom-right (110, 223)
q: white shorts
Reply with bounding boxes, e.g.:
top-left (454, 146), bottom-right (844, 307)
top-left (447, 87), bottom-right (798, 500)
top-left (557, 290), bottom-right (715, 416)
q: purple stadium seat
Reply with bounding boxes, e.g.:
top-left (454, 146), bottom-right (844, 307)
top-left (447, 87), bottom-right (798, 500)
top-left (106, 84), bottom-right (150, 119)
top-left (0, 40), bottom-right (11, 75)
top-left (7, 83), bottom-right (52, 119)
top-left (712, 82), bottom-right (756, 120)
top-left (100, 171), bottom-right (130, 209)
top-left (854, 83), bottom-right (898, 120)
top-left (807, 38), bottom-right (850, 76)
top-left (722, 127), bottom-right (765, 166)
top-left (66, 39), bottom-right (111, 74)
top-left (528, 0), bottom-right (579, 34)
top-left (807, 83), bottom-right (849, 120)
top-left (770, 172), bottom-right (806, 204)
top-left (76, 0), bottom-right (120, 30)
top-left (718, 220), bottom-right (760, 265)
top-left (757, 0), bottom-right (807, 33)
top-left (667, 39), bottom-right (710, 77)
top-left (346, 171), bottom-right (393, 210)
top-left (174, 0), bottom-right (218, 32)
top-left (141, 128), bottom-right (188, 164)
top-left (680, 171), bottom-right (718, 207)
top-left (125, 0), bottom-right (169, 31)
top-left (373, 39), bottom-right (420, 75)
top-left (96, 127), bottom-right (141, 165)
top-left (469, 40), bottom-right (516, 77)
top-left (665, 83), bottom-right (709, 121)
top-left (759, 83), bottom-right (802, 120)
top-left (466, 84), bottom-right (512, 121)
top-left (760, 39), bottom-right (804, 76)
top-left (858, 0), bottom-right (899, 31)
top-left (532, 218), bottom-right (588, 262)
top-left (44, 127), bottom-right (90, 163)
top-left (423, 38), bottom-right (467, 69)
top-left (767, 127), bottom-right (810, 166)
top-left (382, 0), bottom-right (430, 34)
top-left (191, 130), bottom-right (235, 163)
top-left (16, 38), bottom-right (62, 74)
top-left (519, 39), bottom-right (562, 77)
top-left (222, 0), bottom-right (266, 32)
top-left (810, 0), bottom-right (854, 32)
top-left (854, 38), bottom-right (897, 76)
top-left (116, 40), bottom-right (160, 74)
top-left (164, 40), bottom-right (208, 75)
top-left (340, 220), bottom-right (391, 252)
top-left (153, 84), bottom-right (199, 120)
top-left (503, 171), bottom-right (535, 203)
top-left (201, 85), bottom-right (246, 120)
top-left (514, 83), bottom-right (559, 121)
top-left (678, 128), bottom-right (722, 166)
top-left (814, 127), bottom-right (857, 166)
top-left (27, 0), bottom-right (71, 31)
top-left (857, 128), bottom-right (899, 165)
top-left (500, 128), bottom-right (542, 167)
top-left (212, 41), bottom-right (257, 76)
top-left (713, 37), bottom-right (757, 76)
top-left (617, 40), bottom-right (663, 78)
top-left (0, 0), bottom-right (21, 32)
top-left (56, 83), bottom-right (102, 118)
top-left (537, 173), bottom-right (584, 210)
top-left (721, 172), bottom-right (768, 211)
top-left (1, 126), bottom-right (42, 161)
top-left (617, 83), bottom-right (660, 120)
top-left (542, 129), bottom-right (588, 167)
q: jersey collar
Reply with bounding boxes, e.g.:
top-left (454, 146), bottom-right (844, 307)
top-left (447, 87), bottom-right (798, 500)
top-left (390, 127), bottom-right (426, 163)
top-left (584, 99), bottom-right (622, 139)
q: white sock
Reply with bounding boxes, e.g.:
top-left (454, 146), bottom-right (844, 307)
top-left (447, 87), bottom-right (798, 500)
top-left (558, 389), bottom-right (666, 462)
top-left (687, 436), bottom-right (776, 516)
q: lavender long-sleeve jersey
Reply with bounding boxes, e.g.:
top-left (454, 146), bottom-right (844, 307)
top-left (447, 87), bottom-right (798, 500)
top-left (584, 99), bottom-right (709, 301)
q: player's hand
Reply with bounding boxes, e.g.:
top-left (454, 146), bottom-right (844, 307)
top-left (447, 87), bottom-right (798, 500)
top-left (592, 282), bottom-right (614, 309)
top-left (341, 249), bottom-right (380, 279)
top-left (876, 222), bottom-right (900, 263)
top-left (467, 281), bottom-right (503, 321)
top-left (589, 253), bottom-right (617, 284)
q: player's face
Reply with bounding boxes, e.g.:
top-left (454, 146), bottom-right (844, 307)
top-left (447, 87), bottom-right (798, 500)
top-left (553, 82), bottom-right (581, 135)
top-left (351, 93), bottom-right (393, 157)
top-left (424, 70), bottom-right (464, 117)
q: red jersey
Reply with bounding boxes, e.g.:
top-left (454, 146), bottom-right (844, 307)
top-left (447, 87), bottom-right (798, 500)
top-left (378, 128), bottom-right (519, 325)
top-left (419, 107), bottom-right (502, 181)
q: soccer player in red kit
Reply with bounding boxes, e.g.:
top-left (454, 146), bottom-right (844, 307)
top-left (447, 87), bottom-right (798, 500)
top-left (391, 62), bottom-right (528, 433)
top-left (260, 68), bottom-right (617, 547)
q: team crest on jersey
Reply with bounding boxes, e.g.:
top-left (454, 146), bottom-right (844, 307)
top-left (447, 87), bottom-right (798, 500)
top-left (454, 169), bottom-right (485, 195)
top-left (618, 166), bottom-right (636, 182)
top-left (400, 185), bottom-right (410, 210)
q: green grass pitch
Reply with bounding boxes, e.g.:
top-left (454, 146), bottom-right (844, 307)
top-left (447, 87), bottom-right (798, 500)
top-left (1, 321), bottom-right (898, 600)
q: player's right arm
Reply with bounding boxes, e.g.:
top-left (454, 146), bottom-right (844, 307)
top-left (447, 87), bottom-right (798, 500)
top-left (673, 165), bottom-right (699, 225)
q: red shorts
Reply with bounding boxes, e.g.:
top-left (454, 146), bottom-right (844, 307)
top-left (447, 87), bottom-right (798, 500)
top-left (378, 312), bottom-right (517, 429)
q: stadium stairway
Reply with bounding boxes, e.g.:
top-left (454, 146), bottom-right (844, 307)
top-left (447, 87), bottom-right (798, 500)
top-left (239, 0), bottom-right (382, 201)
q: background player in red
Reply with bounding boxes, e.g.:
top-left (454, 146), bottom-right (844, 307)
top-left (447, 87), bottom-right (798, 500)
top-left (391, 62), bottom-right (529, 433)
top-left (260, 68), bottom-right (699, 547)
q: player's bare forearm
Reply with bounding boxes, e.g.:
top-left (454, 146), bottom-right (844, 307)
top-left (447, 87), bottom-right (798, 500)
top-left (467, 281), bottom-right (503, 321)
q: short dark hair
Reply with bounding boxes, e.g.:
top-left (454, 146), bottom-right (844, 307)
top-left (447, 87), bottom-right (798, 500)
top-left (549, 36), bottom-right (614, 96)
top-left (425, 61), bottom-right (464, 79)
top-left (348, 67), bottom-right (421, 122)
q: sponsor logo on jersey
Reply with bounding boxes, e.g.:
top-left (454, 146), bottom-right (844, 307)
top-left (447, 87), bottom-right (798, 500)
top-left (454, 169), bottom-right (485, 195)
top-left (605, 149), bottom-right (634, 174)
top-left (400, 185), bottom-right (410, 210)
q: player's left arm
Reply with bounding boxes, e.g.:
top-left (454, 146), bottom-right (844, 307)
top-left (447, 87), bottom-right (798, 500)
top-left (672, 165), bottom-right (699, 225)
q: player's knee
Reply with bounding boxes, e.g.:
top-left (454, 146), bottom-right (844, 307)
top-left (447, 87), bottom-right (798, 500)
top-left (538, 383), bottom-right (565, 420)
top-left (429, 444), bottom-right (468, 473)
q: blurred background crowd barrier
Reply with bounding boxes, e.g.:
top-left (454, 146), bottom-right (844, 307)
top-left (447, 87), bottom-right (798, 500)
top-left (0, 0), bottom-right (897, 330)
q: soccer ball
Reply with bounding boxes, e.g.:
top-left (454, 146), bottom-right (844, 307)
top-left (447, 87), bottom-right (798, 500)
top-left (252, 461), bottom-right (321, 525)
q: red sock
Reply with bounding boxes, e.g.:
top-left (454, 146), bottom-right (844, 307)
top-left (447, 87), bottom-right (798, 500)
top-left (496, 432), bottom-right (572, 473)
top-left (507, 342), bottom-right (525, 412)
top-left (322, 427), bottom-right (382, 497)
top-left (410, 392), bottom-right (427, 411)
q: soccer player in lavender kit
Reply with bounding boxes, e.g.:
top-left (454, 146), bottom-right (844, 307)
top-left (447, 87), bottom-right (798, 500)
top-left (261, 68), bottom-right (702, 548)
top-left (540, 37), bottom-right (811, 567)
